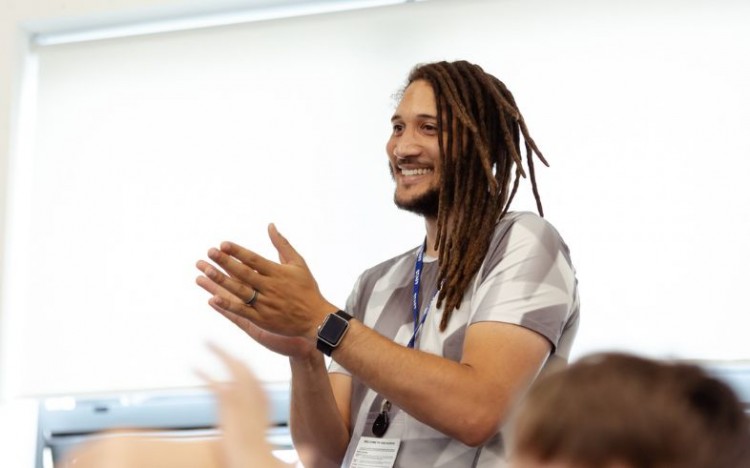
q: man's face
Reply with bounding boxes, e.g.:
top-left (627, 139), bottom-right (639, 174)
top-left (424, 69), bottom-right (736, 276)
top-left (386, 79), bottom-right (442, 218)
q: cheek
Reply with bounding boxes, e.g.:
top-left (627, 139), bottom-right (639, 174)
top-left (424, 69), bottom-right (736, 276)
top-left (385, 138), bottom-right (395, 156)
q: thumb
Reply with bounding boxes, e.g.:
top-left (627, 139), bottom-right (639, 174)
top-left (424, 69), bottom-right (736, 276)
top-left (268, 223), bottom-right (304, 266)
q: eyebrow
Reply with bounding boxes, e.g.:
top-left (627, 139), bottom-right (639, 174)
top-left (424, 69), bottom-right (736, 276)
top-left (390, 113), bottom-right (438, 122)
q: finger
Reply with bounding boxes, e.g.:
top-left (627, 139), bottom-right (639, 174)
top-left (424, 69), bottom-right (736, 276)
top-left (205, 343), bottom-right (265, 396)
top-left (194, 368), bottom-right (235, 412)
top-left (193, 352), bottom-right (236, 388)
top-left (194, 359), bottom-right (237, 389)
top-left (268, 223), bottom-right (290, 264)
top-left (195, 271), bottom-right (255, 311)
top-left (217, 242), bottom-right (280, 277)
top-left (205, 342), bottom-right (243, 369)
top-left (195, 274), bottom-right (264, 319)
top-left (196, 260), bottom-right (258, 303)
top-left (208, 303), bottom-right (261, 336)
top-left (268, 223), bottom-right (305, 266)
top-left (206, 248), bottom-right (271, 291)
top-left (194, 368), bottom-right (221, 389)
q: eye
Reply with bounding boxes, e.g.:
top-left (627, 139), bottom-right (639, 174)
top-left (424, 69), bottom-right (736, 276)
top-left (392, 123), bottom-right (404, 134)
top-left (422, 123), bottom-right (438, 134)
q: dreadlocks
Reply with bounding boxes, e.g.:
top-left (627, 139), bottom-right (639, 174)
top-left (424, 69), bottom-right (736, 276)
top-left (406, 60), bottom-right (548, 331)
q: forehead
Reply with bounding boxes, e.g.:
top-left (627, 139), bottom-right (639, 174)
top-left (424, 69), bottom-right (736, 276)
top-left (394, 79), bottom-right (437, 117)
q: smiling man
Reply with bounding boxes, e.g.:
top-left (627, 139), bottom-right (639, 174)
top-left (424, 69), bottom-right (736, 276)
top-left (388, 80), bottom-right (442, 221)
top-left (196, 60), bottom-right (580, 468)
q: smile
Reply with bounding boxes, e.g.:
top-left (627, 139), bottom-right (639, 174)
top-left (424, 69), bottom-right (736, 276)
top-left (400, 168), bottom-right (433, 176)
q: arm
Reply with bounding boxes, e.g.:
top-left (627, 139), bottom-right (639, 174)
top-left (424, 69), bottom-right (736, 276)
top-left (63, 435), bottom-right (222, 468)
top-left (192, 308), bottom-right (353, 467)
top-left (288, 358), bottom-right (352, 468)
top-left (332, 319), bottom-right (549, 446)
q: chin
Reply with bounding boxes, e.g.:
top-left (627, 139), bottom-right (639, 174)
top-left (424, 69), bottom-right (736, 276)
top-left (393, 186), bottom-right (440, 218)
top-left (395, 182), bottom-right (435, 201)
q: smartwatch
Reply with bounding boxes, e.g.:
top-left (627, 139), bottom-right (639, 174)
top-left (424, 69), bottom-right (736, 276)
top-left (316, 310), bottom-right (353, 356)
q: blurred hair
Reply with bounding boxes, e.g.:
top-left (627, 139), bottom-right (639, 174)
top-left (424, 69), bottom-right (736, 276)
top-left (513, 353), bottom-right (750, 468)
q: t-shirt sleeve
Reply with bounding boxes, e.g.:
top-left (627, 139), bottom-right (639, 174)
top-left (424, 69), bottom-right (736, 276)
top-left (470, 213), bottom-right (578, 350)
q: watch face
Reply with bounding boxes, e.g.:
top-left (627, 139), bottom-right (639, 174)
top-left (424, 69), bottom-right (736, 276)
top-left (319, 314), bottom-right (349, 345)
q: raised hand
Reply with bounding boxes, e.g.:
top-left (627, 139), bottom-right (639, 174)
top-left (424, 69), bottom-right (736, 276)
top-left (196, 224), bottom-right (338, 343)
top-left (196, 343), bottom-right (289, 468)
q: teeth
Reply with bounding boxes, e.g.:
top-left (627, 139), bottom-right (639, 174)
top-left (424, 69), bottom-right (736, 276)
top-left (401, 168), bottom-right (432, 176)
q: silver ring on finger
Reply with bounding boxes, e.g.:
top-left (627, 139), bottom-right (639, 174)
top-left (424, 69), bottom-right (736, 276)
top-left (244, 289), bottom-right (258, 307)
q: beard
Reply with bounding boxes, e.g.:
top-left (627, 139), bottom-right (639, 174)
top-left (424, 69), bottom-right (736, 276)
top-left (394, 186), bottom-right (440, 219)
top-left (389, 162), bottom-right (440, 218)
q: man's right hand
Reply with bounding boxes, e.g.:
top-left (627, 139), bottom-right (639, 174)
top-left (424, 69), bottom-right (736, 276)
top-left (209, 302), bottom-right (316, 360)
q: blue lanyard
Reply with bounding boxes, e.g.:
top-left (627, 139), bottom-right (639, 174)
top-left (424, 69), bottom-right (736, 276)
top-left (408, 242), bottom-right (439, 349)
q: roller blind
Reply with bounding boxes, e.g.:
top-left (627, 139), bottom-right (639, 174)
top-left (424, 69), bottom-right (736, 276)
top-left (3, 0), bottom-right (750, 398)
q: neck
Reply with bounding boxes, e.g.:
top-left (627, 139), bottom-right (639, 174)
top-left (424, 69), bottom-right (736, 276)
top-left (424, 217), bottom-right (439, 257)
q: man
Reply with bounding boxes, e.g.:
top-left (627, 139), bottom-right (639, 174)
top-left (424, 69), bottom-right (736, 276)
top-left (196, 60), bottom-right (580, 467)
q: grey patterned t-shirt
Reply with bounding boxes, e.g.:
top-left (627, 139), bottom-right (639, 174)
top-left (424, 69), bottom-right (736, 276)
top-left (329, 211), bottom-right (580, 467)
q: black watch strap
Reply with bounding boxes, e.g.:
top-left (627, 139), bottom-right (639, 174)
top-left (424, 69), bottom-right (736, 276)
top-left (316, 310), bottom-right (353, 356)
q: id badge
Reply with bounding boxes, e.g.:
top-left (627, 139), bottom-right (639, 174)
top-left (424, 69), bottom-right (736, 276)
top-left (350, 437), bottom-right (401, 468)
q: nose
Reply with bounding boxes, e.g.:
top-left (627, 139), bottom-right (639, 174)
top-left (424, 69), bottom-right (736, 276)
top-left (392, 132), bottom-right (421, 159)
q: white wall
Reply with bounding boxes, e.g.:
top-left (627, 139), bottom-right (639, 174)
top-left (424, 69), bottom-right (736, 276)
top-left (2, 0), bottom-right (750, 401)
top-left (0, 0), bottom-right (218, 398)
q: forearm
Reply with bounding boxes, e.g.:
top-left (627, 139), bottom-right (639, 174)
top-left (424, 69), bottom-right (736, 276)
top-left (289, 353), bottom-right (350, 468)
top-left (333, 320), bottom-right (549, 446)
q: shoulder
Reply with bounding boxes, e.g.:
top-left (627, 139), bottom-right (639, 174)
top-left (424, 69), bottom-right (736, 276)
top-left (496, 211), bottom-right (560, 236)
top-left (490, 211), bottom-right (567, 251)
top-left (481, 211), bottom-right (572, 279)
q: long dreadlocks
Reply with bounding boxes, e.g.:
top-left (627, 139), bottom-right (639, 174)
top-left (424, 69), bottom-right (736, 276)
top-left (405, 60), bottom-right (548, 331)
